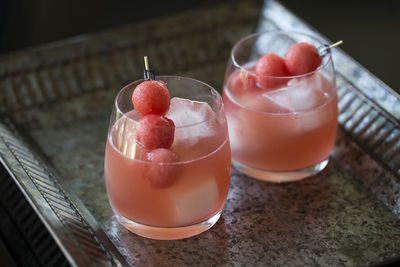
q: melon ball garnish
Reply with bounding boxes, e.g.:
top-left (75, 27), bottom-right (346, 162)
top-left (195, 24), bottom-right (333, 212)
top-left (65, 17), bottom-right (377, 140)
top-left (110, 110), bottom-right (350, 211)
top-left (145, 148), bottom-right (179, 188)
top-left (136, 114), bottom-right (175, 149)
top-left (254, 53), bottom-right (289, 88)
top-left (284, 42), bottom-right (322, 76)
top-left (239, 70), bottom-right (258, 90)
top-left (229, 70), bottom-right (258, 94)
top-left (132, 80), bottom-right (171, 116)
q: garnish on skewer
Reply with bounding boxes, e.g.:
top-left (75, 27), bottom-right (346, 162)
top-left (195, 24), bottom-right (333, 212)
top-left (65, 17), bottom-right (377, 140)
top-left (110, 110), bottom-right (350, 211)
top-left (133, 56), bottom-right (178, 188)
top-left (284, 40), bottom-right (344, 76)
top-left (132, 56), bottom-right (170, 116)
top-left (132, 55), bottom-right (174, 151)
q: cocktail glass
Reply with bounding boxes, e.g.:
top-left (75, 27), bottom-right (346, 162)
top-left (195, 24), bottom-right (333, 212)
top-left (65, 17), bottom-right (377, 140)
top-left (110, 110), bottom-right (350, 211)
top-left (105, 76), bottom-right (231, 240)
top-left (222, 31), bottom-right (338, 182)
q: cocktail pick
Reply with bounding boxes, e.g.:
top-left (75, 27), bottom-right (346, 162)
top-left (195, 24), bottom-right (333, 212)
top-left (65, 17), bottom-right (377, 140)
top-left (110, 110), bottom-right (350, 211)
top-left (143, 56), bottom-right (155, 80)
top-left (318, 40), bottom-right (343, 56)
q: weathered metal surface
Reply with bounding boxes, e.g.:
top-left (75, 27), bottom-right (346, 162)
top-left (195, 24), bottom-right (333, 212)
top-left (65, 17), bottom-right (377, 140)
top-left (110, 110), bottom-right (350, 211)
top-left (1, 0), bottom-right (400, 266)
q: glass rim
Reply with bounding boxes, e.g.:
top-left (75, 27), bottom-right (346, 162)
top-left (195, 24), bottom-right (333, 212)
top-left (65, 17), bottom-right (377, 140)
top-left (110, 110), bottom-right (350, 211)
top-left (231, 30), bottom-right (333, 79)
top-left (114, 75), bottom-right (224, 129)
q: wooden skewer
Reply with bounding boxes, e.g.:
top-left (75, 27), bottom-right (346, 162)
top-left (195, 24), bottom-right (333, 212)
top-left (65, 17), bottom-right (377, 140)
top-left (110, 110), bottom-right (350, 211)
top-left (328, 40), bottom-right (343, 49)
top-left (143, 56), bottom-right (155, 80)
top-left (319, 40), bottom-right (343, 56)
top-left (144, 56), bottom-right (150, 71)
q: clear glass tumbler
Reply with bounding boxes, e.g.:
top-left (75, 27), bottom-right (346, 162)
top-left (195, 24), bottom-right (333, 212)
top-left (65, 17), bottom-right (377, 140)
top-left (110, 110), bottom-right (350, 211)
top-left (222, 31), bottom-right (338, 182)
top-left (105, 76), bottom-right (231, 240)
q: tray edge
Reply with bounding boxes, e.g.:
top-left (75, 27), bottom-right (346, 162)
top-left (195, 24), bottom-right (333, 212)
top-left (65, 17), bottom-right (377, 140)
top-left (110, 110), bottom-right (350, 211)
top-left (0, 115), bottom-right (128, 267)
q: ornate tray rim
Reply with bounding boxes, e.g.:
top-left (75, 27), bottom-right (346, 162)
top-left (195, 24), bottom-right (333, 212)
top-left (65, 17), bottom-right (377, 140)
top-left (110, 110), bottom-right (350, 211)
top-left (0, 0), bottom-right (399, 266)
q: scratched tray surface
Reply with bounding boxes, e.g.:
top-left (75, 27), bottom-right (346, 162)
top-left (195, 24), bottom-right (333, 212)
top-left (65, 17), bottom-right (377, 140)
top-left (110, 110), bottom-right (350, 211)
top-left (1, 0), bottom-right (400, 266)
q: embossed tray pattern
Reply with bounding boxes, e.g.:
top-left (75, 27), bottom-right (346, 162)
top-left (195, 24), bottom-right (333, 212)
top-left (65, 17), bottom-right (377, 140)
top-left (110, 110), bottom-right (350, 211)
top-left (1, 0), bottom-right (400, 266)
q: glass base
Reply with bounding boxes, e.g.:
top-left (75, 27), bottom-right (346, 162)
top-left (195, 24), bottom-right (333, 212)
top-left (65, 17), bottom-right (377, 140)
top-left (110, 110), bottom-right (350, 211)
top-left (115, 210), bottom-right (222, 240)
top-left (232, 158), bottom-right (329, 183)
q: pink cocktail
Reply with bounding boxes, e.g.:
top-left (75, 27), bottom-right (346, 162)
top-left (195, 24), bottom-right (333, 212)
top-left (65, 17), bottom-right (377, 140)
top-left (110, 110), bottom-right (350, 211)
top-left (105, 76), bottom-right (230, 240)
top-left (222, 31), bottom-right (338, 182)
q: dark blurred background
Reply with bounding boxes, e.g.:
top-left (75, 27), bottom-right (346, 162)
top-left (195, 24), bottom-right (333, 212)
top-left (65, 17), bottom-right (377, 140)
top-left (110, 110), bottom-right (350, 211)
top-left (0, 1), bottom-right (399, 266)
top-left (0, 0), bottom-right (399, 91)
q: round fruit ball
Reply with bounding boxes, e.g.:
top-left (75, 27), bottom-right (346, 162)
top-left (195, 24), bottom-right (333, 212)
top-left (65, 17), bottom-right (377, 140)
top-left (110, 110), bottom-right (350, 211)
top-left (132, 80), bottom-right (170, 116)
top-left (285, 42), bottom-right (322, 76)
top-left (254, 53), bottom-right (289, 88)
top-left (145, 148), bottom-right (179, 188)
top-left (228, 70), bottom-right (258, 95)
top-left (136, 114), bottom-right (175, 149)
top-left (239, 70), bottom-right (258, 90)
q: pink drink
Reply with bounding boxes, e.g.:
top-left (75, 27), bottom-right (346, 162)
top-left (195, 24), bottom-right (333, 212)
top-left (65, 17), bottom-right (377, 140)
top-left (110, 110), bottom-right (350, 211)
top-left (222, 31), bottom-right (338, 182)
top-left (105, 112), bottom-right (230, 227)
top-left (224, 69), bottom-right (337, 169)
top-left (223, 69), bottom-right (337, 182)
top-left (104, 77), bottom-right (231, 240)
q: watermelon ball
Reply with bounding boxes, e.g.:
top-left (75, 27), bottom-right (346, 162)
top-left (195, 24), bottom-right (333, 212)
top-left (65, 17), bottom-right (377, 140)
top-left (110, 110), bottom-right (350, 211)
top-left (145, 148), bottom-right (179, 188)
top-left (136, 114), bottom-right (175, 149)
top-left (239, 70), bottom-right (258, 91)
top-left (132, 80), bottom-right (170, 116)
top-left (254, 53), bottom-right (289, 88)
top-left (229, 70), bottom-right (258, 95)
top-left (285, 42), bottom-right (322, 76)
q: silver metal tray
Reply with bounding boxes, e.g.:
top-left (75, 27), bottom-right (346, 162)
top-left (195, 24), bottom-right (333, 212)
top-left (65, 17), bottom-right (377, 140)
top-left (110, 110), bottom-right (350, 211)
top-left (1, 0), bottom-right (400, 266)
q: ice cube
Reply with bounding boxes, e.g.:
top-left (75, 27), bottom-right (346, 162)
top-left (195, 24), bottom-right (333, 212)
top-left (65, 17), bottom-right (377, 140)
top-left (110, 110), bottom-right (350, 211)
top-left (226, 110), bottom-right (263, 153)
top-left (112, 116), bottom-right (137, 159)
top-left (262, 73), bottom-right (330, 112)
top-left (166, 174), bottom-right (219, 226)
top-left (226, 83), bottom-right (289, 113)
top-left (167, 97), bottom-right (215, 126)
top-left (235, 90), bottom-right (268, 112)
top-left (111, 113), bottom-right (147, 160)
top-left (166, 97), bottom-right (218, 158)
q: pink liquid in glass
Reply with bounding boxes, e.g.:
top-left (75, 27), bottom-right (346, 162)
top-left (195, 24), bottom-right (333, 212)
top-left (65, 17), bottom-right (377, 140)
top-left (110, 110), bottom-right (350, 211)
top-left (223, 69), bottom-right (338, 175)
top-left (104, 96), bottom-right (230, 239)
